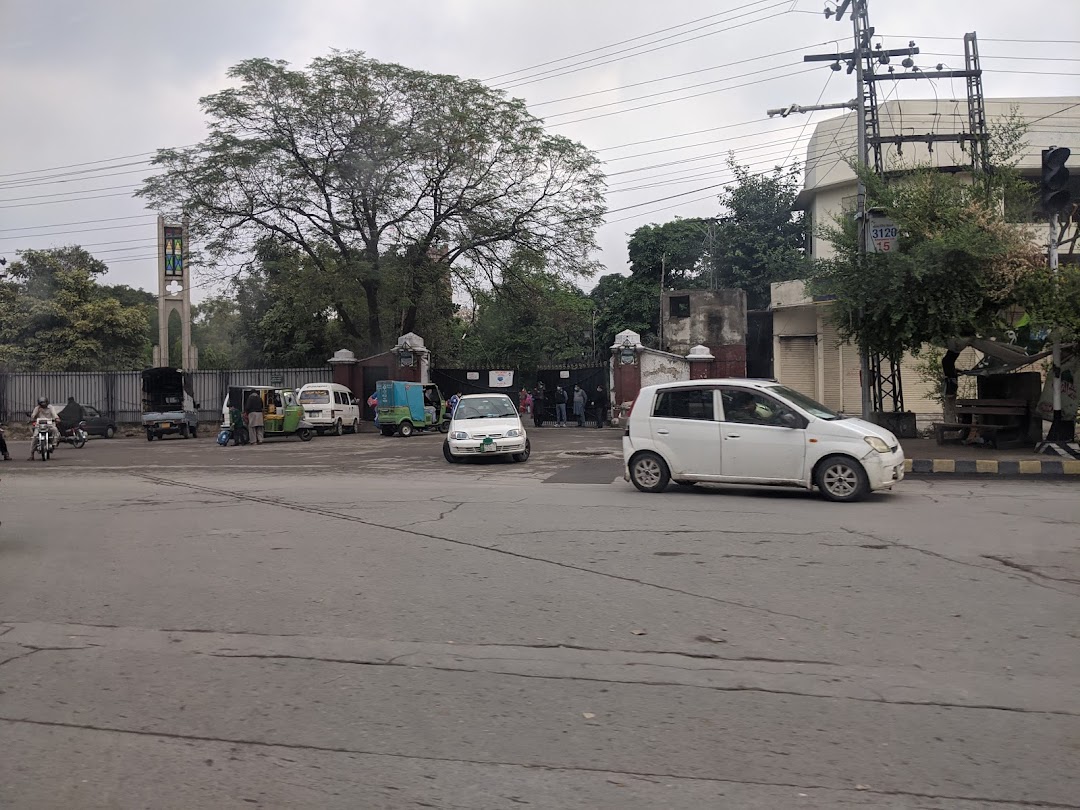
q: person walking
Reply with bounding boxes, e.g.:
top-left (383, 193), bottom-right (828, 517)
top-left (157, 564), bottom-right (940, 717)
top-left (554, 386), bottom-right (568, 427)
top-left (573, 384), bottom-right (587, 428)
top-left (228, 403), bottom-right (248, 445)
top-left (592, 385), bottom-right (606, 429)
top-left (244, 389), bottom-right (265, 445)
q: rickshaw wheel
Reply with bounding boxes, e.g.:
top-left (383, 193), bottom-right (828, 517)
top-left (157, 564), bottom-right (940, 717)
top-left (438, 420), bottom-right (450, 434)
top-left (398, 421), bottom-right (414, 437)
top-left (297, 428), bottom-right (313, 442)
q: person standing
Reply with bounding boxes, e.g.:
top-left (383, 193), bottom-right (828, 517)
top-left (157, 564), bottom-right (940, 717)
top-left (573, 384), bottom-right (587, 428)
top-left (0, 424), bottom-right (10, 461)
top-left (554, 386), bottom-right (568, 427)
top-left (532, 383), bottom-right (546, 428)
top-left (244, 389), bottom-right (265, 445)
top-left (592, 385), bottom-right (606, 429)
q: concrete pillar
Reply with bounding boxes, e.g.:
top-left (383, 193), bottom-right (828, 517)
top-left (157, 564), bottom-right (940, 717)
top-left (687, 345), bottom-right (714, 380)
top-left (611, 329), bottom-right (644, 422)
top-left (392, 333), bottom-right (428, 383)
top-left (328, 349), bottom-right (359, 390)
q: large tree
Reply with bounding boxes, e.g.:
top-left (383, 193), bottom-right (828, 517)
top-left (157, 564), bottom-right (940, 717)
top-left (626, 218), bottom-right (711, 285)
top-left (711, 158), bottom-right (811, 309)
top-left (138, 51), bottom-right (605, 352)
top-left (0, 247), bottom-right (151, 371)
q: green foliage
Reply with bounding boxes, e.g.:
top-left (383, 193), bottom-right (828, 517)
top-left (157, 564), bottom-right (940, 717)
top-left (138, 51), bottom-right (606, 352)
top-left (627, 218), bottom-right (711, 285)
top-left (0, 247), bottom-right (152, 371)
top-left (454, 252), bottom-right (593, 369)
top-left (812, 166), bottom-right (1044, 356)
top-left (1015, 263), bottom-right (1080, 340)
top-left (711, 159), bottom-right (811, 309)
top-left (589, 273), bottom-right (660, 349)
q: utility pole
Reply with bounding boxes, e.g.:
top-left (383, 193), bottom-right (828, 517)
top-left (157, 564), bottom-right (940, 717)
top-left (768, 0), bottom-right (988, 424)
top-left (658, 253), bottom-right (667, 352)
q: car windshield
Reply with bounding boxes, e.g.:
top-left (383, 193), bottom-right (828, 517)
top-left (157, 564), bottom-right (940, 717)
top-left (766, 385), bottom-right (844, 420)
top-left (299, 390), bottom-right (331, 405)
top-left (455, 397), bottom-right (518, 419)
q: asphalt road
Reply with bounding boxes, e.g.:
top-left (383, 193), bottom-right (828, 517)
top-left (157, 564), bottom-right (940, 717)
top-left (1, 430), bottom-right (1078, 809)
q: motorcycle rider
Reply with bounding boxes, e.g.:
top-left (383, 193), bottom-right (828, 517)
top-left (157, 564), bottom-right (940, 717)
top-left (28, 397), bottom-right (61, 460)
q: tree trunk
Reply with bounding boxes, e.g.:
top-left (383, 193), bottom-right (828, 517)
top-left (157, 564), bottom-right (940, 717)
top-left (362, 279), bottom-right (383, 350)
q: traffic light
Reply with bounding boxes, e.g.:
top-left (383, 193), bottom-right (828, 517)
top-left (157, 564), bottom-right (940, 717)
top-left (1041, 146), bottom-right (1072, 213)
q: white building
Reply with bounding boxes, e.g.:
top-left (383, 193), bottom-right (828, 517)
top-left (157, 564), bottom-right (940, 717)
top-left (773, 97), bottom-right (1080, 424)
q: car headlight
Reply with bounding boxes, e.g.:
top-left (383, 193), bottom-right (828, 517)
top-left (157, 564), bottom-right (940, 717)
top-left (505, 428), bottom-right (523, 438)
top-left (450, 431), bottom-right (469, 440)
top-left (864, 436), bottom-right (890, 453)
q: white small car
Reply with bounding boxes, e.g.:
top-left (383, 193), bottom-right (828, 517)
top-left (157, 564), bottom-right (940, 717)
top-left (443, 393), bottom-right (530, 463)
top-left (623, 379), bottom-right (904, 502)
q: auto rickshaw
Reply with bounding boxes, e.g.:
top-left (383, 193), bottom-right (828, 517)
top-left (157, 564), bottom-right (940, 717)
top-left (375, 380), bottom-right (450, 437)
top-left (222, 386), bottom-right (315, 442)
top-left (142, 367), bottom-right (200, 441)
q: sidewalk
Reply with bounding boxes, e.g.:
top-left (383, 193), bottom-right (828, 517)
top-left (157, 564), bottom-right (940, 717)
top-left (900, 438), bottom-right (1080, 478)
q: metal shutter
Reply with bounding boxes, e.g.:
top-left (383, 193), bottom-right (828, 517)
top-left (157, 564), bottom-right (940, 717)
top-left (821, 320), bottom-right (843, 410)
top-left (778, 336), bottom-right (817, 399)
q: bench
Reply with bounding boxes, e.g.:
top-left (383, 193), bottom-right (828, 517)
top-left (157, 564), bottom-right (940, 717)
top-left (933, 399), bottom-right (1029, 448)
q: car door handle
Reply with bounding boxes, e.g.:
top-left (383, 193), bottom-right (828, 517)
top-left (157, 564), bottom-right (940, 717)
top-left (727, 434), bottom-right (741, 438)
top-left (656, 429), bottom-right (670, 434)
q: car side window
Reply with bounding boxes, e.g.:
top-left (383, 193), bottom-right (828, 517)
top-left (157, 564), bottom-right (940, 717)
top-left (720, 388), bottom-right (797, 427)
top-left (652, 389), bottom-right (715, 421)
top-left (84, 406), bottom-right (100, 417)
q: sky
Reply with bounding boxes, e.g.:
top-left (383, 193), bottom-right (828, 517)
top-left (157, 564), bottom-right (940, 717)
top-left (1, 0), bottom-right (1078, 300)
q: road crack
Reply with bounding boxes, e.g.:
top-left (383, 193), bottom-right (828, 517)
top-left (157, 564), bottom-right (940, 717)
top-left (0, 717), bottom-right (1073, 808)
top-left (131, 473), bottom-right (823, 625)
top-left (982, 555), bottom-right (1080, 585)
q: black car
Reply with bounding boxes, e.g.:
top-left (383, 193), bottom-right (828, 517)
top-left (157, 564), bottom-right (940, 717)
top-left (58, 402), bottom-right (117, 439)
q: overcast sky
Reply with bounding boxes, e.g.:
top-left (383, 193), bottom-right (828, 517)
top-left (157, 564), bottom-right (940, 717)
top-left (1, 0), bottom-right (1078, 299)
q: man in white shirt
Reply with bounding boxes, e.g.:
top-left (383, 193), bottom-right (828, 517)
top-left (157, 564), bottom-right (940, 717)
top-left (28, 397), bottom-right (60, 460)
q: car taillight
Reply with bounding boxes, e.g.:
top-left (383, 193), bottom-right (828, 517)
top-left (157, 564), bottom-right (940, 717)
top-left (624, 397), bottom-right (638, 436)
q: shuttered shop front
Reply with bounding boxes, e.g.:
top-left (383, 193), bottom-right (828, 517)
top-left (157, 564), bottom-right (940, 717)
top-left (778, 336), bottom-right (817, 399)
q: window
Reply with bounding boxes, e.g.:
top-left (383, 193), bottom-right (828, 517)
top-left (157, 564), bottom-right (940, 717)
top-left (335, 391), bottom-right (349, 405)
top-left (299, 389), bottom-right (331, 405)
top-left (721, 387), bottom-right (797, 427)
top-left (668, 295), bottom-right (690, 318)
top-left (652, 388), bottom-right (715, 420)
top-left (766, 385), bottom-right (841, 420)
top-left (84, 406), bottom-right (100, 418)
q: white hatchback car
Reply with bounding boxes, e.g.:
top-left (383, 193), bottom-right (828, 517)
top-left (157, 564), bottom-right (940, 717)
top-left (443, 393), bottom-right (530, 463)
top-left (623, 379), bottom-right (904, 502)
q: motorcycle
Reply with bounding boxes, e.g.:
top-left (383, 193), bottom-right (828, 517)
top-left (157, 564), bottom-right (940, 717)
top-left (33, 417), bottom-right (56, 461)
top-left (59, 421), bottom-right (88, 449)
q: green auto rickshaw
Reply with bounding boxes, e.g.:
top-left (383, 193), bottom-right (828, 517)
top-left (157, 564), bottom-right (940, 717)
top-left (375, 380), bottom-right (450, 437)
top-left (222, 386), bottom-right (315, 442)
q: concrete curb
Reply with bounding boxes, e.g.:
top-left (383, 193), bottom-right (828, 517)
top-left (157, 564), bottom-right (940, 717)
top-left (904, 458), bottom-right (1080, 477)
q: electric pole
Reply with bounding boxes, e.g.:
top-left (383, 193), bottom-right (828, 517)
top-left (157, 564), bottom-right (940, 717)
top-left (767, 0), bottom-right (989, 426)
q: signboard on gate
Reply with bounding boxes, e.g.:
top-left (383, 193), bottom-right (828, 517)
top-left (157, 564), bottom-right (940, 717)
top-left (868, 216), bottom-right (899, 253)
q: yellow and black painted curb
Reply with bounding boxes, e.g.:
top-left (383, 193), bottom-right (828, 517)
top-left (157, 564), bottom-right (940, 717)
top-left (904, 458), bottom-right (1080, 476)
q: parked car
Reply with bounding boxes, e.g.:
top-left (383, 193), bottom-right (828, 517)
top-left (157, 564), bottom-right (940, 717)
top-left (622, 379), bottom-right (904, 502)
top-left (296, 382), bottom-right (361, 435)
top-left (443, 393), bottom-right (530, 463)
top-left (58, 401), bottom-right (116, 438)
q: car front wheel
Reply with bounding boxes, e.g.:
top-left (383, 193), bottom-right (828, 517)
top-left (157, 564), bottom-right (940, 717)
top-left (629, 451), bottom-right (670, 493)
top-left (443, 441), bottom-right (459, 463)
top-left (105, 425), bottom-right (116, 439)
top-left (512, 440), bottom-right (531, 463)
top-left (815, 455), bottom-right (869, 502)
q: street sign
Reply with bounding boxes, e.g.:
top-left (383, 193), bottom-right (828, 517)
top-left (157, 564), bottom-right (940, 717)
top-left (868, 216), bottom-right (899, 253)
top-left (269, 373), bottom-right (284, 387)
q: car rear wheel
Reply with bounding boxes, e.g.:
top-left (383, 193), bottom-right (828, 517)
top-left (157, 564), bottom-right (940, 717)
top-left (512, 440), bottom-right (531, 463)
top-left (146, 430), bottom-right (154, 442)
top-left (180, 424), bottom-right (189, 439)
top-left (105, 425), bottom-right (116, 439)
top-left (629, 451), bottom-right (670, 493)
top-left (815, 455), bottom-right (869, 502)
top-left (443, 441), bottom-right (459, 463)
top-left (350, 419), bottom-right (360, 434)
top-left (334, 419), bottom-right (343, 436)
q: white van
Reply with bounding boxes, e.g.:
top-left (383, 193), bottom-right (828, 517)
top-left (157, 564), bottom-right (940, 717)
top-left (623, 379), bottom-right (904, 502)
top-left (296, 382), bottom-right (361, 435)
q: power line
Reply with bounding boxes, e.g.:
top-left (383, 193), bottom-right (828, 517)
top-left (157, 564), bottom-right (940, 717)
top-left (0, 166), bottom-right (159, 191)
top-left (0, 190), bottom-right (140, 209)
top-left (529, 42), bottom-right (830, 107)
top-left (0, 214), bottom-right (154, 234)
top-left (0, 221), bottom-right (154, 242)
top-left (0, 182), bottom-right (143, 204)
top-left (549, 65), bottom-right (822, 127)
top-left (494, 3), bottom-right (793, 89)
top-left (482, 0), bottom-right (777, 82)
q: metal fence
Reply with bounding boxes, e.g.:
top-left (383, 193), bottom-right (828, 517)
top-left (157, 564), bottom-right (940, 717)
top-left (0, 367), bottom-right (331, 424)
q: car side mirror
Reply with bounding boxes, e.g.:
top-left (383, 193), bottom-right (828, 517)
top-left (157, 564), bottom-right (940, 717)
top-left (780, 412), bottom-right (800, 428)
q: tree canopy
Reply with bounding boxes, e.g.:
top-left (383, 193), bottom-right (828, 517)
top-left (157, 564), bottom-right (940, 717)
top-left (138, 51), bottom-right (606, 353)
top-left (0, 247), bottom-right (152, 371)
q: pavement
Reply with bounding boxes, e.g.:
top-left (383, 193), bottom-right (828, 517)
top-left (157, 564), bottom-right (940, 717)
top-left (1, 429), bottom-right (1079, 808)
